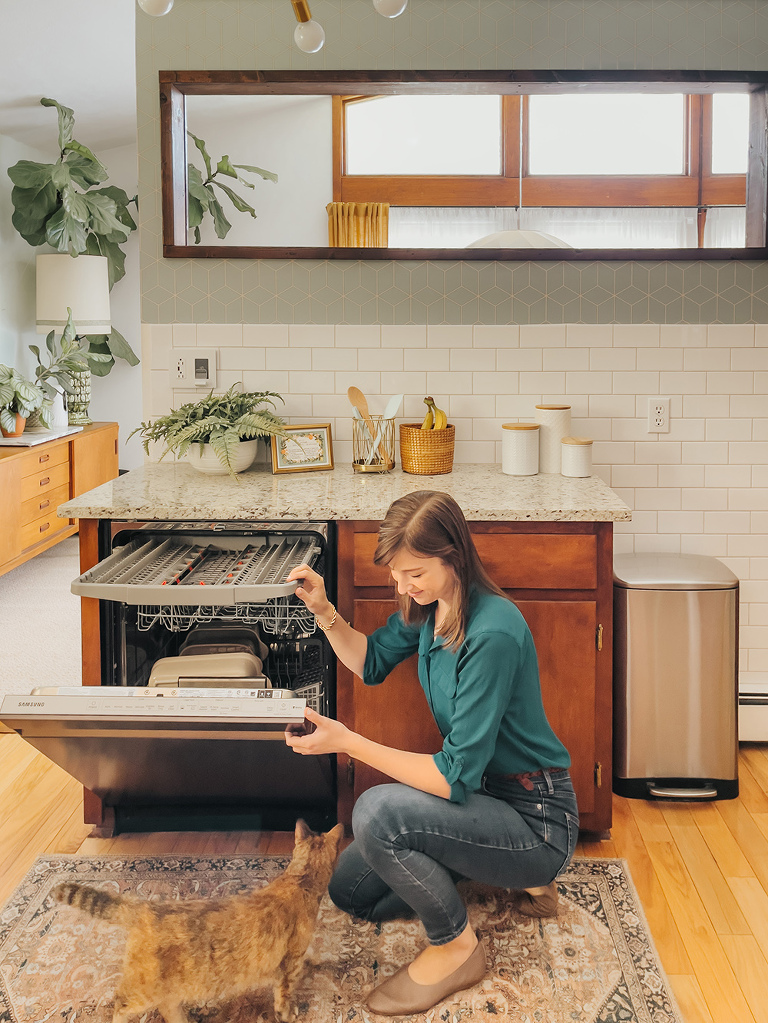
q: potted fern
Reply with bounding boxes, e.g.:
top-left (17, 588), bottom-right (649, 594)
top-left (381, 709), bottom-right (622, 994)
top-left (129, 386), bottom-right (286, 478)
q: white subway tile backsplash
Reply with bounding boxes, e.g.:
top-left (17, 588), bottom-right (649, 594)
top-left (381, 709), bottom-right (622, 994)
top-left (473, 325), bottom-right (519, 348)
top-left (141, 320), bottom-right (766, 670)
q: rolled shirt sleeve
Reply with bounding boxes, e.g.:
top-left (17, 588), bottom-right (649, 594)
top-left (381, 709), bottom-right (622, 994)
top-left (432, 630), bottom-right (520, 803)
top-left (363, 611), bottom-right (421, 687)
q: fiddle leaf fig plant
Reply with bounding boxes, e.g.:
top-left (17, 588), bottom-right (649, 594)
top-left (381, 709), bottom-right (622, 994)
top-left (7, 97), bottom-right (138, 290)
top-left (187, 131), bottom-right (278, 243)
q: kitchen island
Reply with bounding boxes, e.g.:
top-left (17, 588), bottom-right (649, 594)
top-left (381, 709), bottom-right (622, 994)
top-left (60, 462), bottom-right (631, 835)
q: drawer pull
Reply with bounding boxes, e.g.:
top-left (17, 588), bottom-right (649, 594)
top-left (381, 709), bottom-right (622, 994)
top-left (38, 453), bottom-right (50, 463)
top-left (39, 476), bottom-right (50, 487)
top-left (39, 499), bottom-right (51, 510)
top-left (40, 522), bottom-right (50, 533)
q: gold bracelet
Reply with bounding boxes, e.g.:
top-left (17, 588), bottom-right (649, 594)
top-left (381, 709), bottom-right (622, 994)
top-left (315, 604), bottom-right (338, 632)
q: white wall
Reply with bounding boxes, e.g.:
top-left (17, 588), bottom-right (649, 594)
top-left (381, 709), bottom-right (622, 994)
top-left (0, 134), bottom-right (44, 374)
top-left (141, 320), bottom-right (768, 681)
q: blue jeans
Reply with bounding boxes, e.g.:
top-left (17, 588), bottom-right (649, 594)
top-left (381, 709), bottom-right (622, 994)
top-left (328, 769), bottom-right (579, 946)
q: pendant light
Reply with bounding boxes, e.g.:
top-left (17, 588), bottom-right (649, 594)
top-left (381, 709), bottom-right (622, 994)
top-left (292, 0), bottom-right (325, 52)
top-left (137, 0), bottom-right (175, 15)
top-left (373, 0), bottom-right (408, 17)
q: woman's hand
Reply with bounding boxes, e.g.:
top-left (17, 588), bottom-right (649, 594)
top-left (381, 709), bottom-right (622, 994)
top-left (285, 706), bottom-right (352, 756)
top-left (286, 563), bottom-right (333, 619)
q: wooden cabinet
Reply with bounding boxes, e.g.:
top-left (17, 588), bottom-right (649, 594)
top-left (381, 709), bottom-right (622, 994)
top-left (0, 423), bottom-right (119, 579)
top-left (336, 519), bottom-right (614, 834)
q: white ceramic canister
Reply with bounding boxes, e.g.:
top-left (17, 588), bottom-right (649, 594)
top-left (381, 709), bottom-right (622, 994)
top-left (501, 423), bottom-right (539, 475)
top-left (561, 436), bottom-right (593, 477)
top-left (534, 404), bottom-right (572, 473)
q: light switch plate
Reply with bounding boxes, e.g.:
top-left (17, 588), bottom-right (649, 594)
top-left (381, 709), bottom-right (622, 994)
top-left (170, 348), bottom-right (217, 387)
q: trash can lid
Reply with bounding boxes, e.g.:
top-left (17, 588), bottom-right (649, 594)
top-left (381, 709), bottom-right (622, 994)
top-left (613, 553), bottom-right (738, 590)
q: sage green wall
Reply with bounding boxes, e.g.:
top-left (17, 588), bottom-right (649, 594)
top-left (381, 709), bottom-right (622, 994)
top-left (137, 0), bottom-right (768, 324)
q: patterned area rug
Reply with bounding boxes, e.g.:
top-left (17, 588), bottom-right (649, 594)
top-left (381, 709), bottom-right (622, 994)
top-left (0, 855), bottom-right (682, 1023)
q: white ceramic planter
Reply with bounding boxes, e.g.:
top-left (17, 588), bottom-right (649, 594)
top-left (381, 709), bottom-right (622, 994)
top-left (186, 439), bottom-right (258, 475)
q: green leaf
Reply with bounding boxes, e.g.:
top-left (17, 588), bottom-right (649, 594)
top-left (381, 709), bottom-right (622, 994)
top-left (82, 337), bottom-right (114, 377)
top-left (41, 97), bottom-right (75, 150)
top-left (188, 195), bottom-right (204, 231)
top-left (62, 140), bottom-right (108, 183)
top-left (187, 164), bottom-right (211, 207)
top-left (188, 131), bottom-right (213, 180)
top-left (65, 151), bottom-right (110, 189)
top-left (210, 179), bottom-right (257, 217)
top-left (208, 195), bottom-right (232, 239)
top-left (0, 409), bottom-right (15, 433)
top-left (194, 225), bottom-right (201, 244)
top-left (51, 162), bottom-right (72, 191)
top-left (7, 160), bottom-right (57, 188)
top-left (216, 154), bottom-right (239, 179)
top-left (29, 345), bottom-right (41, 361)
top-left (90, 186), bottom-right (137, 231)
top-left (209, 427), bottom-right (241, 478)
top-left (233, 163), bottom-right (279, 184)
top-left (82, 192), bottom-right (130, 241)
top-left (45, 206), bottom-right (88, 254)
top-left (61, 184), bottom-right (90, 223)
top-left (99, 237), bottom-right (127, 289)
top-left (104, 327), bottom-right (140, 367)
top-left (10, 180), bottom-right (58, 244)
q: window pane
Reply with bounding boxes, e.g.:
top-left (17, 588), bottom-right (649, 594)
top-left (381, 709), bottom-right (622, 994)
top-left (345, 95), bottom-right (502, 175)
top-left (528, 94), bottom-right (685, 175)
top-left (712, 94), bottom-right (749, 174)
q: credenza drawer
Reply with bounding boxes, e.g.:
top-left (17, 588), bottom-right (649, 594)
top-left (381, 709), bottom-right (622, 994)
top-left (21, 484), bottom-right (71, 527)
top-left (21, 510), bottom-right (70, 551)
top-left (20, 462), bottom-right (70, 503)
top-left (18, 444), bottom-right (70, 478)
top-left (353, 530), bottom-right (597, 591)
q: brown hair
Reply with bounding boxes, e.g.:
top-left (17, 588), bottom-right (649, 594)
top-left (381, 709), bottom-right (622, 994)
top-left (374, 491), bottom-right (507, 650)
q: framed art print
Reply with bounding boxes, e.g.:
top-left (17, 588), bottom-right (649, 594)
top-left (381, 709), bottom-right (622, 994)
top-left (271, 423), bottom-right (334, 473)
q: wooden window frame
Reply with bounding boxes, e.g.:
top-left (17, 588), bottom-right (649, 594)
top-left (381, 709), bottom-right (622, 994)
top-left (159, 70), bottom-right (768, 261)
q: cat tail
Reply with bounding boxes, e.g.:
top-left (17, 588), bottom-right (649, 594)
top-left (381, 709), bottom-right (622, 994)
top-left (53, 882), bottom-right (132, 924)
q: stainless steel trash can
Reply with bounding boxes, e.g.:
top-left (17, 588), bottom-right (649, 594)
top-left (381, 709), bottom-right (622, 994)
top-left (613, 553), bottom-right (739, 801)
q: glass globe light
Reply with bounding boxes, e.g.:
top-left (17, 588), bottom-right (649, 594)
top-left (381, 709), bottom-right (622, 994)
top-left (294, 18), bottom-right (325, 53)
top-left (373, 0), bottom-right (408, 17)
top-left (137, 0), bottom-right (174, 15)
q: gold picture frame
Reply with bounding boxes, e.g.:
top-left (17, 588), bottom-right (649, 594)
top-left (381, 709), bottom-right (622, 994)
top-left (271, 424), bottom-right (334, 474)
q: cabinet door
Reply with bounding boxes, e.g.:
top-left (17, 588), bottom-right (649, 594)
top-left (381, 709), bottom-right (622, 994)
top-left (515, 600), bottom-right (597, 817)
top-left (346, 600), bottom-right (443, 803)
top-left (71, 426), bottom-right (119, 498)
top-left (0, 459), bottom-right (22, 570)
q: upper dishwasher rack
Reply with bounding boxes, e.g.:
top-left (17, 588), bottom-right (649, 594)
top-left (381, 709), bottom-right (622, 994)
top-left (71, 534), bottom-right (322, 605)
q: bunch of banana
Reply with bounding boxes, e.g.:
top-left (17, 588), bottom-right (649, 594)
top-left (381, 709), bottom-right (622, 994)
top-left (421, 396), bottom-right (448, 430)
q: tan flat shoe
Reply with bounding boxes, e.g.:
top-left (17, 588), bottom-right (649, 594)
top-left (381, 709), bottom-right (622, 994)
top-left (366, 940), bottom-right (487, 1016)
top-left (513, 880), bottom-right (559, 918)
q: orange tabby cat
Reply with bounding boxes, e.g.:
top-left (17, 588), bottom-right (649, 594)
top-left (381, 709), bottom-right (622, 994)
top-left (53, 819), bottom-right (344, 1023)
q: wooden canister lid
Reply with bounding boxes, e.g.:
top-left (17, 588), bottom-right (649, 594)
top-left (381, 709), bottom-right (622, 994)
top-left (561, 436), bottom-right (593, 445)
top-left (502, 422), bottom-right (540, 430)
top-left (535, 404), bottom-right (571, 410)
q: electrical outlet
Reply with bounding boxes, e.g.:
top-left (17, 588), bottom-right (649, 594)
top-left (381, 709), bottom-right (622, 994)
top-left (169, 349), bottom-right (217, 388)
top-left (647, 397), bottom-right (670, 433)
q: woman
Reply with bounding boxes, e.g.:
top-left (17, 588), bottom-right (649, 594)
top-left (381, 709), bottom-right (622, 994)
top-left (285, 491), bottom-right (578, 1016)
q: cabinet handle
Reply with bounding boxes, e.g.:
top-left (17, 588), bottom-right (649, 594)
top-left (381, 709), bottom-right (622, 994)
top-left (596, 624), bottom-right (603, 651)
top-left (39, 476), bottom-right (50, 487)
top-left (39, 522), bottom-right (50, 533)
top-left (594, 762), bottom-right (602, 788)
top-left (38, 453), bottom-right (50, 463)
top-left (39, 499), bottom-right (50, 510)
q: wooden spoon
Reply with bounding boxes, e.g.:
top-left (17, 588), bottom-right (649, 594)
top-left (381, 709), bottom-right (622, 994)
top-left (347, 386), bottom-right (377, 444)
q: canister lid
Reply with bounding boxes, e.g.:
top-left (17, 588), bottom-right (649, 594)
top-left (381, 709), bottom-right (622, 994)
top-left (535, 404), bottom-right (571, 410)
top-left (561, 436), bottom-right (593, 445)
top-left (613, 553), bottom-right (738, 590)
top-left (502, 422), bottom-right (540, 430)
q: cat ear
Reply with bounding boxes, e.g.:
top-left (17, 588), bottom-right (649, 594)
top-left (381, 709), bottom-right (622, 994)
top-left (295, 818), bottom-right (312, 842)
top-left (327, 823), bottom-right (345, 849)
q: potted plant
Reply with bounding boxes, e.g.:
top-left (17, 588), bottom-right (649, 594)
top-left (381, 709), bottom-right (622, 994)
top-left (130, 386), bottom-right (287, 478)
top-left (0, 366), bottom-right (45, 437)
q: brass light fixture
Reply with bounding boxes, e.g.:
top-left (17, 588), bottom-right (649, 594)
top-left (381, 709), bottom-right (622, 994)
top-left (292, 0), bottom-right (325, 52)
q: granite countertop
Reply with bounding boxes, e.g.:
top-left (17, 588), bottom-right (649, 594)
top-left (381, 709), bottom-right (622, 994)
top-left (59, 462), bottom-right (632, 522)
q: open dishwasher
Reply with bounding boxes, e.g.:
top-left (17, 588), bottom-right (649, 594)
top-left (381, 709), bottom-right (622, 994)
top-left (0, 520), bottom-right (337, 834)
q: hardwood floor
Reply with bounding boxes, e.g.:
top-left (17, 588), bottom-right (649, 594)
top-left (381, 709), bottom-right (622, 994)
top-left (2, 732), bottom-right (767, 1023)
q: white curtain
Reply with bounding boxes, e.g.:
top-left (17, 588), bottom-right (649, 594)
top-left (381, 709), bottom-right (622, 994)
top-left (389, 206), bottom-right (746, 250)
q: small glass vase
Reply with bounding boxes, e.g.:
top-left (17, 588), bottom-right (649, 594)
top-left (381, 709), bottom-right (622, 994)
top-left (67, 369), bottom-right (93, 426)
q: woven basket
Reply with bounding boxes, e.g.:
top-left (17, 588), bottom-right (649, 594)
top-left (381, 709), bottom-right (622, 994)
top-left (399, 423), bottom-right (455, 475)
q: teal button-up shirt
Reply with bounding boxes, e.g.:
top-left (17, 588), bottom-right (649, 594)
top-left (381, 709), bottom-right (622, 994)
top-left (363, 588), bottom-right (570, 803)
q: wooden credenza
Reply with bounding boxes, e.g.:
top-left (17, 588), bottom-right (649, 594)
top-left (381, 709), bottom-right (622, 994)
top-left (0, 423), bottom-right (119, 579)
top-left (335, 519), bottom-right (614, 835)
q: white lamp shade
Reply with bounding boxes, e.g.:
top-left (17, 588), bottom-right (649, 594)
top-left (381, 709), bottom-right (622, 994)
top-left (36, 254), bottom-right (111, 334)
